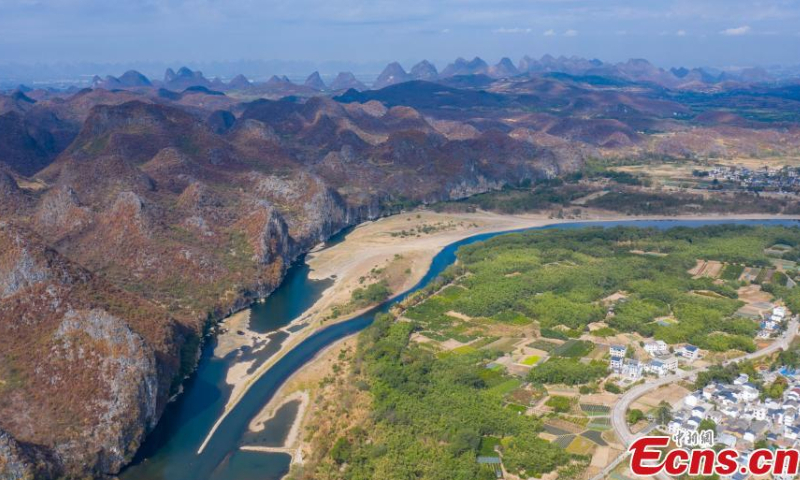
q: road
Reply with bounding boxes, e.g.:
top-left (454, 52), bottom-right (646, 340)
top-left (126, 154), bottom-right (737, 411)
top-left (606, 317), bottom-right (798, 479)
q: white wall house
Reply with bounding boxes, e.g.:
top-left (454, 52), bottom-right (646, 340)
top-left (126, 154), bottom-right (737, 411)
top-left (610, 345), bottom-right (627, 357)
top-left (644, 340), bottom-right (668, 356)
top-left (679, 345), bottom-right (700, 361)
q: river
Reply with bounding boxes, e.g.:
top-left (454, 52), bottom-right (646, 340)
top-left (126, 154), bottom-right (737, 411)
top-left (119, 218), bottom-right (800, 480)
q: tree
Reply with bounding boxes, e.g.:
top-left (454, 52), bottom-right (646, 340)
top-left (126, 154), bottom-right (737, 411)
top-left (655, 401), bottom-right (672, 426)
top-left (627, 409), bottom-right (645, 425)
top-left (763, 377), bottom-right (788, 399)
top-left (604, 382), bottom-right (622, 394)
top-left (330, 437), bottom-right (352, 465)
top-left (698, 419), bottom-right (717, 434)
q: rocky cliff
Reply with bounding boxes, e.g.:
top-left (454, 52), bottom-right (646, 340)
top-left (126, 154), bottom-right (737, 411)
top-left (0, 222), bottom-right (186, 478)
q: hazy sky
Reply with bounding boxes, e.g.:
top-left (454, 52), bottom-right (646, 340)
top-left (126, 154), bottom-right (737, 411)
top-left (1, 0), bottom-right (799, 69)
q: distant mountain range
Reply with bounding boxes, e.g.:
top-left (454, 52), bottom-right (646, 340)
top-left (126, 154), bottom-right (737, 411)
top-left (8, 55), bottom-right (796, 97)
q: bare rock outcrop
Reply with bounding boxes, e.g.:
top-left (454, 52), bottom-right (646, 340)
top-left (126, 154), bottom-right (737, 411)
top-left (33, 185), bottom-right (92, 239)
top-left (0, 222), bottom-right (184, 479)
top-left (51, 309), bottom-right (158, 474)
top-left (0, 429), bottom-right (57, 480)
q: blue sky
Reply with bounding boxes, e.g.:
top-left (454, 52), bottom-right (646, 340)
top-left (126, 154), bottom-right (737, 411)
top-left (1, 0), bottom-right (799, 69)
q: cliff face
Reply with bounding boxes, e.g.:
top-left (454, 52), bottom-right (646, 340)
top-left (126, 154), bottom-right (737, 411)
top-left (0, 222), bottom-right (185, 478)
top-left (51, 308), bottom-right (158, 473)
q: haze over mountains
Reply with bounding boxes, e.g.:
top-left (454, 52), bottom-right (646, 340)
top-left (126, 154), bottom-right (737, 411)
top-left (2, 51), bottom-right (800, 478)
top-left (4, 54), bottom-right (800, 94)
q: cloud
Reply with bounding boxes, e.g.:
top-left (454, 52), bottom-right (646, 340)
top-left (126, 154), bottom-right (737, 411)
top-left (493, 27), bottom-right (532, 34)
top-left (543, 29), bottom-right (556, 36)
top-left (564, 29), bottom-right (578, 37)
top-left (720, 25), bottom-right (751, 36)
top-left (676, 29), bottom-right (686, 36)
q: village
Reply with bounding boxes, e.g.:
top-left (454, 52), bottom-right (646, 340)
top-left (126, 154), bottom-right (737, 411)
top-left (699, 165), bottom-right (800, 193)
top-left (609, 307), bottom-right (790, 384)
top-left (633, 305), bottom-right (800, 480)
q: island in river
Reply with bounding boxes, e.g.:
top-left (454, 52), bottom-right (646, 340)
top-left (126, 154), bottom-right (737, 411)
top-left (288, 219), bottom-right (800, 480)
top-left (116, 209), bottom-right (800, 480)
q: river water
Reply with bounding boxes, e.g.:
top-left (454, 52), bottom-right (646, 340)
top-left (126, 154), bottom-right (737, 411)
top-left (120, 219), bottom-right (799, 480)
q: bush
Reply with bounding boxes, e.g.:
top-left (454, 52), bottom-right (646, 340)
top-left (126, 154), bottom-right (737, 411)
top-left (351, 280), bottom-right (391, 307)
top-left (627, 409), bottom-right (645, 424)
top-left (604, 382), bottom-right (622, 394)
top-left (545, 395), bottom-right (573, 413)
top-left (330, 437), bottom-right (352, 464)
top-left (540, 328), bottom-right (569, 340)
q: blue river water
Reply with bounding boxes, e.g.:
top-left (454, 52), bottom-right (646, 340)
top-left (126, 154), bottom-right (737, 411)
top-left (120, 219), bottom-right (800, 480)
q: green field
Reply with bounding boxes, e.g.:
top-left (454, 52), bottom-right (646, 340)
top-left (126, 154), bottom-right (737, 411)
top-left (488, 379), bottom-right (523, 396)
top-left (587, 418), bottom-right (612, 430)
top-left (521, 355), bottom-right (541, 366)
top-left (553, 340), bottom-right (595, 358)
top-left (720, 264), bottom-right (745, 281)
top-left (553, 434), bottom-right (576, 449)
top-left (528, 339), bottom-right (559, 351)
top-left (580, 404), bottom-right (611, 416)
top-left (479, 436), bottom-right (501, 456)
top-left (566, 436), bottom-right (596, 455)
top-left (451, 345), bottom-right (477, 355)
top-left (480, 337), bottom-right (519, 353)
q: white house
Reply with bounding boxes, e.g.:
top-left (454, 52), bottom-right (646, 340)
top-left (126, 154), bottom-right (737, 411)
top-left (610, 356), bottom-right (624, 371)
top-left (785, 388), bottom-right (800, 402)
top-left (648, 358), bottom-right (677, 377)
top-left (737, 385), bottom-right (760, 402)
top-left (684, 392), bottom-right (702, 407)
top-left (751, 405), bottom-right (767, 422)
top-left (734, 374), bottom-right (749, 385)
top-left (622, 359), bottom-right (643, 380)
top-left (717, 432), bottom-right (737, 448)
top-left (721, 405), bottom-right (740, 417)
top-left (667, 420), bottom-right (682, 434)
top-left (648, 360), bottom-right (667, 376)
top-left (680, 345), bottom-right (700, 361)
top-left (783, 410), bottom-right (796, 426)
top-left (770, 306), bottom-right (787, 324)
top-left (663, 356), bottom-right (679, 372)
top-left (692, 406), bottom-right (708, 419)
top-left (610, 345), bottom-right (627, 357)
top-left (644, 340), bottom-right (668, 356)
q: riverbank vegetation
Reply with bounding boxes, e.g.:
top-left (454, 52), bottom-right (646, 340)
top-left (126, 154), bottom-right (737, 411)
top-left (406, 224), bottom-right (800, 353)
top-left (291, 313), bottom-right (577, 480)
top-left (293, 224), bottom-right (800, 480)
